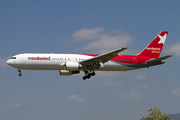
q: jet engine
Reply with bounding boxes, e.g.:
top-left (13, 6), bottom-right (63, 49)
top-left (64, 62), bottom-right (103, 70)
top-left (64, 62), bottom-right (81, 70)
top-left (59, 70), bottom-right (80, 76)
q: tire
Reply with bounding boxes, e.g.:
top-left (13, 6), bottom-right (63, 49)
top-left (83, 76), bottom-right (86, 80)
top-left (19, 73), bottom-right (22, 77)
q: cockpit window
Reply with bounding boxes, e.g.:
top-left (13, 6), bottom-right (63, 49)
top-left (10, 57), bottom-right (16, 59)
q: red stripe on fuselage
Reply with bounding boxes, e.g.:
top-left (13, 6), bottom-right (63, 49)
top-left (83, 54), bottom-right (151, 64)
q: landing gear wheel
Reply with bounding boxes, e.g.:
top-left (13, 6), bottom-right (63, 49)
top-left (82, 71), bottom-right (96, 80)
top-left (17, 69), bottom-right (22, 77)
top-left (86, 74), bottom-right (91, 79)
top-left (91, 72), bottom-right (95, 76)
top-left (83, 76), bottom-right (87, 80)
top-left (19, 73), bottom-right (22, 77)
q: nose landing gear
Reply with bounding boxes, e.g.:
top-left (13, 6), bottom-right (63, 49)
top-left (18, 69), bottom-right (22, 77)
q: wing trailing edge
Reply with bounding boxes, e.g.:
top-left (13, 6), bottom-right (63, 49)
top-left (80, 47), bottom-right (128, 65)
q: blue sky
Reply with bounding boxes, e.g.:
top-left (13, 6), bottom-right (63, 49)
top-left (1, 0), bottom-right (180, 120)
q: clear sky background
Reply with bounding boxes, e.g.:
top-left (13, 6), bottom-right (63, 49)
top-left (1, 0), bottom-right (180, 120)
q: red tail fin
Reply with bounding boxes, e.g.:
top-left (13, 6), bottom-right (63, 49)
top-left (138, 31), bottom-right (168, 58)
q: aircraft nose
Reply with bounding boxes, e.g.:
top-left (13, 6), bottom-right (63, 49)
top-left (6, 59), bottom-right (14, 66)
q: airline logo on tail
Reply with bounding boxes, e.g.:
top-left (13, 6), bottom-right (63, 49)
top-left (138, 31), bottom-right (168, 58)
top-left (158, 33), bottom-right (167, 44)
top-left (145, 33), bottom-right (167, 54)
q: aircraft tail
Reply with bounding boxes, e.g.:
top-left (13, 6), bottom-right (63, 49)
top-left (137, 31), bottom-right (168, 58)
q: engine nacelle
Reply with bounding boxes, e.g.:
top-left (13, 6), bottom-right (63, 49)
top-left (64, 62), bottom-right (103, 70)
top-left (59, 70), bottom-right (80, 76)
top-left (64, 62), bottom-right (81, 70)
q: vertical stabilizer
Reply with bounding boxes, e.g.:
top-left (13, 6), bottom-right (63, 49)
top-left (138, 31), bottom-right (168, 58)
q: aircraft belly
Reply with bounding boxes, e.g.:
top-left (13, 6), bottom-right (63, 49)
top-left (13, 58), bottom-right (136, 71)
top-left (22, 65), bottom-right (63, 70)
top-left (14, 62), bottom-right (64, 70)
top-left (99, 62), bottom-right (135, 71)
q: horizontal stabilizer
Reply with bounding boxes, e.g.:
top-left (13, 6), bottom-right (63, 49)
top-left (146, 55), bottom-right (173, 63)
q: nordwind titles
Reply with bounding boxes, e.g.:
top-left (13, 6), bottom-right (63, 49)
top-left (146, 47), bottom-right (161, 51)
top-left (28, 56), bottom-right (51, 60)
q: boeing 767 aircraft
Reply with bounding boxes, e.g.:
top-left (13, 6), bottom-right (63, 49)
top-left (7, 31), bottom-right (172, 80)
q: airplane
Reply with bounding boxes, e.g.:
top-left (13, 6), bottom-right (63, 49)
top-left (6, 31), bottom-right (172, 80)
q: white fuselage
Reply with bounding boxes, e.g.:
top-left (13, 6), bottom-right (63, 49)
top-left (6, 53), bottom-right (135, 71)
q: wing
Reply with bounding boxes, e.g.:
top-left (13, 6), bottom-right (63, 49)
top-left (80, 47), bottom-right (128, 66)
top-left (146, 55), bottom-right (173, 63)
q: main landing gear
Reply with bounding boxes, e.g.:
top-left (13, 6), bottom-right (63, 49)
top-left (83, 71), bottom-right (96, 80)
top-left (18, 69), bottom-right (22, 77)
